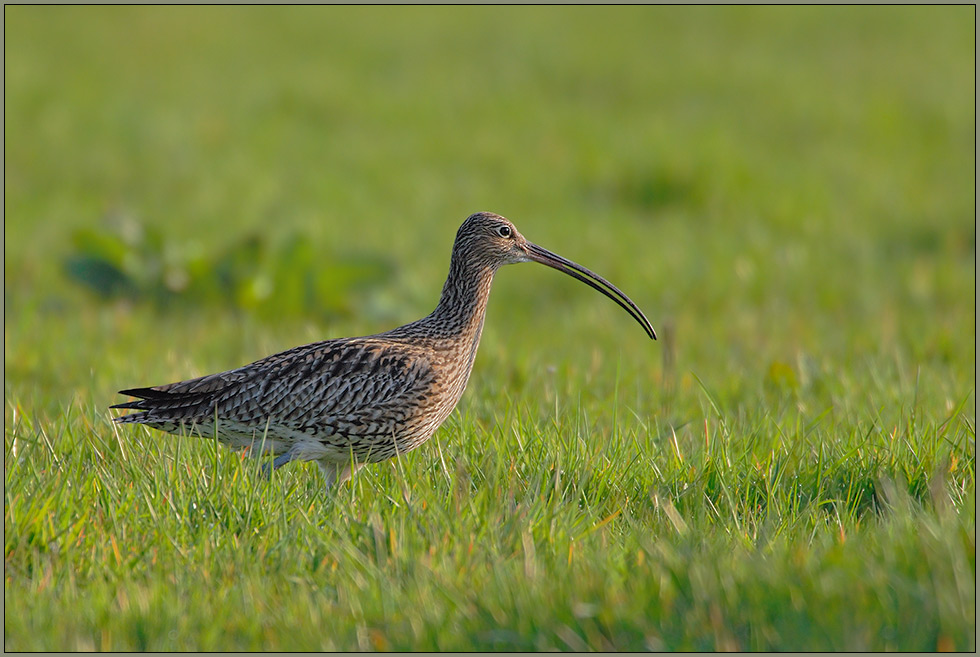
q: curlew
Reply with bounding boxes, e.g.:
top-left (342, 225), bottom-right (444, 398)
top-left (112, 212), bottom-right (656, 490)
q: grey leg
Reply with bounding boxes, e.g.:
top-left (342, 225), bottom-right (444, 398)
top-left (316, 460), bottom-right (366, 491)
top-left (260, 452), bottom-right (294, 479)
top-left (316, 461), bottom-right (341, 489)
top-left (337, 461), bottom-right (366, 485)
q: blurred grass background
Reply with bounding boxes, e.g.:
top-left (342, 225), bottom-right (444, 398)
top-left (4, 5), bottom-right (976, 651)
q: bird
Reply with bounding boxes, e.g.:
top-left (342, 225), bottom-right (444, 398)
top-left (112, 212), bottom-right (656, 490)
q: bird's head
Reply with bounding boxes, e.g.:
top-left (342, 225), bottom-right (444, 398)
top-left (454, 211), bottom-right (531, 267)
top-left (453, 211), bottom-right (656, 339)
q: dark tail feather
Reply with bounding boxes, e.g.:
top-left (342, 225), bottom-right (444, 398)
top-left (110, 386), bottom-right (174, 412)
top-left (109, 399), bottom-right (149, 411)
top-left (117, 386), bottom-right (173, 400)
top-left (112, 384), bottom-right (218, 428)
top-left (113, 411), bottom-right (148, 424)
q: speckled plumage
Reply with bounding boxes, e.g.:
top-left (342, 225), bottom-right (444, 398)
top-left (113, 212), bottom-right (656, 490)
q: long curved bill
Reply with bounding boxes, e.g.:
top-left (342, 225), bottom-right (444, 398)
top-left (525, 242), bottom-right (657, 340)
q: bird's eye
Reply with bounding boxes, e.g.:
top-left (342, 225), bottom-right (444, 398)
top-left (497, 225), bottom-right (512, 238)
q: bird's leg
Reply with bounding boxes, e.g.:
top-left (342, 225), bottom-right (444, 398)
top-left (337, 461), bottom-right (366, 485)
top-left (260, 452), bottom-right (294, 479)
top-left (316, 460), bottom-right (366, 491)
top-left (316, 461), bottom-right (341, 490)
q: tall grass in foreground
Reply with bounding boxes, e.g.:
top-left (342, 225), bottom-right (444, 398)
top-left (5, 354), bottom-right (974, 650)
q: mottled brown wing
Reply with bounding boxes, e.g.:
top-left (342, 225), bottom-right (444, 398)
top-left (111, 337), bottom-right (438, 439)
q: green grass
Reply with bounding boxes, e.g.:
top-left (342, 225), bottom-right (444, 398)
top-left (5, 5), bottom-right (975, 651)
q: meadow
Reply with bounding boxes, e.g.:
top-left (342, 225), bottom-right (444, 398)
top-left (4, 6), bottom-right (975, 651)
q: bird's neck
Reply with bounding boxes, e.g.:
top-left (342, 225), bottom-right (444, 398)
top-left (425, 255), bottom-right (496, 343)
